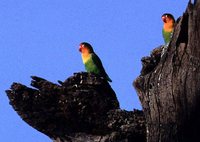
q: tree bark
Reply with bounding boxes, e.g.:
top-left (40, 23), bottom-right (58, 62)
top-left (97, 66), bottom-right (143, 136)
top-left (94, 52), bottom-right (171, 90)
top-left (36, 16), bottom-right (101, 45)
top-left (6, 73), bottom-right (146, 142)
top-left (134, 1), bottom-right (200, 141)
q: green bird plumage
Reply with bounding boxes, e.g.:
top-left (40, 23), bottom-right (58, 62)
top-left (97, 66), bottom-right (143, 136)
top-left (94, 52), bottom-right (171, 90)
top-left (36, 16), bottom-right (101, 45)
top-left (79, 42), bottom-right (112, 82)
top-left (162, 13), bottom-right (175, 45)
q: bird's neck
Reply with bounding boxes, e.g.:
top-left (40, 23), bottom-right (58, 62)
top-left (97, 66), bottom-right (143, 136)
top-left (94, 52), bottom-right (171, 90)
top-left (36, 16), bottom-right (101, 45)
top-left (81, 53), bottom-right (91, 63)
top-left (163, 22), bottom-right (174, 32)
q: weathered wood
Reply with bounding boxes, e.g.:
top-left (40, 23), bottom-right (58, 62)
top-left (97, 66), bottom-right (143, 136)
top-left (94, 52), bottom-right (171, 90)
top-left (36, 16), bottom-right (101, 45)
top-left (6, 72), bottom-right (146, 142)
top-left (134, 1), bottom-right (200, 141)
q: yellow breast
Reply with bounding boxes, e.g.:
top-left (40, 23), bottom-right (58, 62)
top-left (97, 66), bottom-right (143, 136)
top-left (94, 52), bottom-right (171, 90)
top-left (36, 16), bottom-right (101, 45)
top-left (82, 53), bottom-right (91, 64)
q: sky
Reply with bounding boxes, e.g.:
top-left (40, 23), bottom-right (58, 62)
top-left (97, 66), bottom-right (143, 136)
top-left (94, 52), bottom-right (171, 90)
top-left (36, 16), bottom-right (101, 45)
top-left (0, 0), bottom-right (189, 141)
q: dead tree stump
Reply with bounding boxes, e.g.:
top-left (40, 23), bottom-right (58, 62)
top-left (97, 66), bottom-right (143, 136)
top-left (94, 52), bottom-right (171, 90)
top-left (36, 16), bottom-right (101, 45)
top-left (6, 72), bottom-right (146, 142)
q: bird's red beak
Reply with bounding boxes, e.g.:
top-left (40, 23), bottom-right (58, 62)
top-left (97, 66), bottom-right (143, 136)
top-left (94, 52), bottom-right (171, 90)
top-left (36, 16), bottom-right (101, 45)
top-left (162, 16), bottom-right (167, 23)
top-left (79, 45), bottom-right (82, 52)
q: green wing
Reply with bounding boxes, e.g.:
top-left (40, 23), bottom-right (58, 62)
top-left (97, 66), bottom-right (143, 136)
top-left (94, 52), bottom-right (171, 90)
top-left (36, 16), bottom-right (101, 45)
top-left (85, 53), bottom-right (112, 82)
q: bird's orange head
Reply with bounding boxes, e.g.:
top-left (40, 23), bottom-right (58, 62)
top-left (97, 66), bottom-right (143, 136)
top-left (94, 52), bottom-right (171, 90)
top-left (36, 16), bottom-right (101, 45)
top-left (162, 13), bottom-right (175, 24)
top-left (79, 42), bottom-right (94, 54)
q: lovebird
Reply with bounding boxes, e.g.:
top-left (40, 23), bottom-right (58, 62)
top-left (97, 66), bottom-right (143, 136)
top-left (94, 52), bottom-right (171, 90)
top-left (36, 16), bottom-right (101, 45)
top-left (79, 42), bottom-right (112, 82)
top-left (161, 13), bottom-right (175, 45)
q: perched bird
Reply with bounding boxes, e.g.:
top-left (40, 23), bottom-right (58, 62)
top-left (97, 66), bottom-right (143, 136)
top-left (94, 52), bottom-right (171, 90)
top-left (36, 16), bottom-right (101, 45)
top-left (161, 13), bottom-right (175, 45)
top-left (79, 42), bottom-right (112, 82)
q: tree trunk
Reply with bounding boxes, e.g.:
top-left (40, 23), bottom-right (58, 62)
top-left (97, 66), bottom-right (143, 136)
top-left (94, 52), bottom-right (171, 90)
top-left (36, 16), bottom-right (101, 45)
top-left (134, 1), bottom-right (200, 141)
